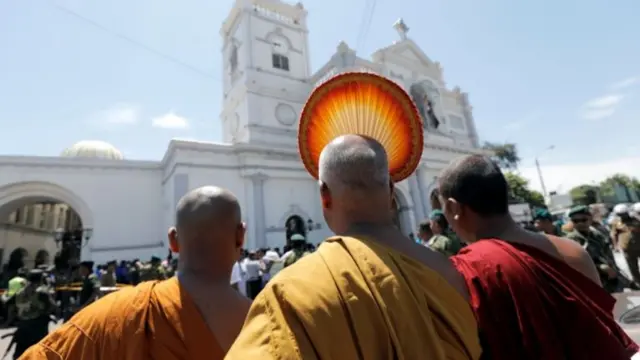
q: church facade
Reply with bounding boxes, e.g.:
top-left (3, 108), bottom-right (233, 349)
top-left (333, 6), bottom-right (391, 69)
top-left (0, 0), bottom-right (488, 264)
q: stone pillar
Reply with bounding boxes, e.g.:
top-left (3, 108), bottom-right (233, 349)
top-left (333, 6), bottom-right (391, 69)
top-left (250, 173), bottom-right (268, 249)
top-left (415, 166), bottom-right (430, 217)
top-left (408, 175), bottom-right (425, 224)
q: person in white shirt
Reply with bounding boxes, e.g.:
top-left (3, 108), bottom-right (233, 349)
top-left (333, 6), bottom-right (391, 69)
top-left (230, 261), bottom-right (243, 293)
top-left (261, 249), bottom-right (281, 284)
top-left (243, 251), bottom-right (262, 299)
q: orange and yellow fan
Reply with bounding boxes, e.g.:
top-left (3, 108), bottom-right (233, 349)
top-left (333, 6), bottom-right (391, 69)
top-left (298, 72), bottom-right (424, 182)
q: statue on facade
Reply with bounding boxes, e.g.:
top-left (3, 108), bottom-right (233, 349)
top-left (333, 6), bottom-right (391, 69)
top-left (410, 84), bottom-right (440, 131)
top-left (285, 216), bottom-right (306, 246)
top-left (422, 94), bottom-right (440, 130)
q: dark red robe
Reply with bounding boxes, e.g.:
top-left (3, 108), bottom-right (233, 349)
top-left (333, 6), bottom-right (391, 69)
top-left (451, 239), bottom-right (638, 360)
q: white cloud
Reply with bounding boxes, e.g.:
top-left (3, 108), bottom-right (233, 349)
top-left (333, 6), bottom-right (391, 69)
top-left (152, 112), bottom-right (189, 129)
top-left (93, 104), bottom-right (140, 126)
top-left (581, 94), bottom-right (623, 120)
top-left (610, 76), bottom-right (639, 90)
top-left (584, 94), bottom-right (623, 108)
top-left (519, 156), bottom-right (640, 194)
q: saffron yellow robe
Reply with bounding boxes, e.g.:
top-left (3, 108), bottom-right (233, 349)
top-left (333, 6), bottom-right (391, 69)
top-left (226, 236), bottom-right (481, 360)
top-left (19, 277), bottom-right (224, 360)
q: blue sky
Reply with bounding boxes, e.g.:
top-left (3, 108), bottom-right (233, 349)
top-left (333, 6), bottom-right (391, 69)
top-left (1, 0), bottom-right (639, 193)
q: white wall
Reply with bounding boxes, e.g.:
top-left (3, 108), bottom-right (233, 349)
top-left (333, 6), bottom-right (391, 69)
top-left (0, 158), bottom-right (164, 262)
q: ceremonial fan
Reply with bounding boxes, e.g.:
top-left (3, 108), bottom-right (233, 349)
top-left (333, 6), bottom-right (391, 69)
top-left (298, 72), bottom-right (424, 183)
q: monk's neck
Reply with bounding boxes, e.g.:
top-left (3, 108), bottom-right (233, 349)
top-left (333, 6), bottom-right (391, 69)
top-left (474, 216), bottom-right (520, 241)
top-left (178, 268), bottom-right (231, 294)
top-left (343, 222), bottom-right (396, 235)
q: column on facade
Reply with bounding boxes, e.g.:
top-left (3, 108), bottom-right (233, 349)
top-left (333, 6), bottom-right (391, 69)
top-left (408, 175), bottom-right (425, 224)
top-left (415, 166), bottom-right (430, 218)
top-left (250, 173), bottom-right (268, 249)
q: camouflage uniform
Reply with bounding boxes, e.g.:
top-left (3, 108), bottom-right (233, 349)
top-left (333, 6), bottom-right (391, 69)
top-left (139, 264), bottom-right (167, 282)
top-left (426, 210), bottom-right (463, 257)
top-left (78, 271), bottom-right (100, 307)
top-left (283, 249), bottom-right (310, 267)
top-left (566, 228), bottom-right (620, 293)
top-left (428, 232), bottom-right (463, 257)
top-left (619, 218), bottom-right (640, 285)
top-left (11, 270), bottom-right (55, 359)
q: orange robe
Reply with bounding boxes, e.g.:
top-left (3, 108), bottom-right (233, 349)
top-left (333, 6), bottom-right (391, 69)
top-left (226, 236), bottom-right (481, 360)
top-left (19, 277), bottom-right (224, 360)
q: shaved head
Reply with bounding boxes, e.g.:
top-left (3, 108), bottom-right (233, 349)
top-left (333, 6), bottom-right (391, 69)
top-left (170, 186), bottom-right (244, 279)
top-left (319, 134), bottom-right (390, 191)
top-left (175, 186), bottom-right (241, 234)
top-left (318, 135), bottom-right (394, 233)
top-left (438, 155), bottom-right (509, 216)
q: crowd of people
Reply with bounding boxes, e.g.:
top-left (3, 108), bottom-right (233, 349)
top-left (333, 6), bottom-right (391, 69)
top-left (4, 72), bottom-right (640, 359)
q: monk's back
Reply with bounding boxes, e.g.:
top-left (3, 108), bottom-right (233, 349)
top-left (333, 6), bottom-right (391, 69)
top-left (20, 278), bottom-right (225, 360)
top-left (227, 236), bottom-right (481, 360)
top-left (452, 239), bottom-right (638, 360)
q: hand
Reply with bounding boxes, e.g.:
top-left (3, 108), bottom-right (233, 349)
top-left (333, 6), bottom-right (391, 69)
top-left (604, 265), bottom-right (617, 279)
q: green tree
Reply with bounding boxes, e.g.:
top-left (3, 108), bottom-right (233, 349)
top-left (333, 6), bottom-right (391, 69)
top-left (483, 142), bottom-right (520, 170)
top-left (504, 172), bottom-right (546, 208)
top-left (600, 173), bottom-right (640, 202)
top-left (569, 184), bottom-right (599, 205)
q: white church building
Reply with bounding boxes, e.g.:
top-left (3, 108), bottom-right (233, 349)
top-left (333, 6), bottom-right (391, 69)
top-left (0, 0), bottom-right (488, 264)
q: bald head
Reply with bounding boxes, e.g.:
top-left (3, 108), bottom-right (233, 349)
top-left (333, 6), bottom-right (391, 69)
top-left (438, 155), bottom-right (509, 216)
top-left (175, 186), bottom-right (241, 236)
top-left (318, 135), bottom-right (390, 191)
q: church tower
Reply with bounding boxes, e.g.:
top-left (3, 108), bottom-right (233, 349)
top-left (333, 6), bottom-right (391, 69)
top-left (220, 0), bottom-right (312, 146)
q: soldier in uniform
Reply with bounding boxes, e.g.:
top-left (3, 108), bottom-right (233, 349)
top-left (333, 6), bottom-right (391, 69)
top-left (99, 261), bottom-right (117, 287)
top-left (77, 261), bottom-right (100, 312)
top-left (565, 205), bottom-right (621, 293)
top-left (426, 210), bottom-right (463, 257)
top-left (533, 209), bottom-right (565, 236)
top-left (11, 269), bottom-right (55, 359)
top-left (610, 203), bottom-right (632, 251)
top-left (618, 213), bottom-right (640, 286)
top-left (139, 256), bottom-right (167, 282)
top-left (283, 234), bottom-right (310, 267)
top-left (0, 268), bottom-right (27, 326)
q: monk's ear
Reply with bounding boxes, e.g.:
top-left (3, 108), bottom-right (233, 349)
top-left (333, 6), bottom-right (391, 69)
top-left (236, 222), bottom-right (246, 250)
top-left (446, 198), bottom-right (461, 220)
top-left (168, 227), bottom-right (180, 253)
top-left (319, 181), bottom-right (331, 209)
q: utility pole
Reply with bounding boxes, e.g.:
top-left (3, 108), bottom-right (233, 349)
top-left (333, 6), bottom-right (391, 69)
top-left (535, 145), bottom-right (554, 204)
top-left (535, 158), bottom-right (548, 203)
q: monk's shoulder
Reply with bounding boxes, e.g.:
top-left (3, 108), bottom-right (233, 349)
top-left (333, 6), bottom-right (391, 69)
top-left (263, 250), bottom-right (340, 307)
top-left (63, 282), bottom-right (154, 339)
top-left (547, 234), bottom-right (601, 285)
top-left (270, 251), bottom-right (334, 290)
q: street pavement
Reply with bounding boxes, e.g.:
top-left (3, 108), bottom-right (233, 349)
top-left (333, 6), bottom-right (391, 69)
top-left (615, 251), bottom-right (632, 280)
top-left (0, 322), bottom-right (60, 359)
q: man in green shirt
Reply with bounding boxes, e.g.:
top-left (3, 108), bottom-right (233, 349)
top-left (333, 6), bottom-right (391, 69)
top-left (427, 210), bottom-right (463, 257)
top-left (565, 205), bottom-right (620, 293)
top-left (533, 209), bottom-right (565, 236)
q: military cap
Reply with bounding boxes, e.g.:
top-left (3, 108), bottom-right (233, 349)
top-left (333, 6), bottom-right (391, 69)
top-left (150, 256), bottom-right (161, 263)
top-left (79, 261), bottom-right (95, 269)
top-left (429, 209), bottom-right (445, 219)
top-left (290, 233), bottom-right (306, 242)
top-left (27, 269), bottom-right (44, 282)
top-left (533, 208), bottom-right (553, 221)
top-left (567, 205), bottom-right (590, 218)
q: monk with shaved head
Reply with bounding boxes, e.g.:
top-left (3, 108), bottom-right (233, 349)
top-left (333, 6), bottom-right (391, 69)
top-left (21, 186), bottom-right (250, 360)
top-left (439, 155), bottom-right (638, 359)
top-left (227, 135), bottom-right (481, 360)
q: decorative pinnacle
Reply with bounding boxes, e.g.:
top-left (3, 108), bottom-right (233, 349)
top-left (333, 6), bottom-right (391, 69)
top-left (393, 18), bottom-right (409, 40)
